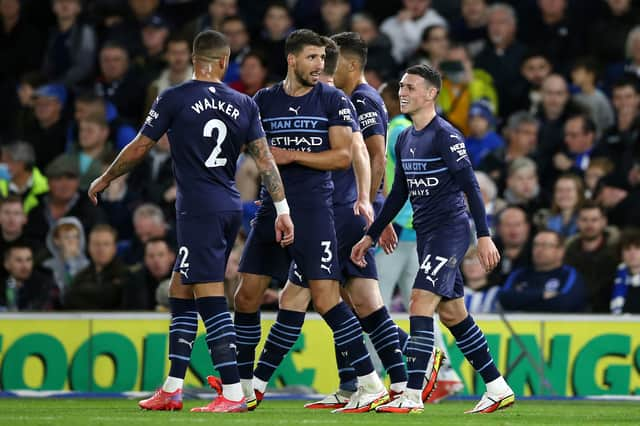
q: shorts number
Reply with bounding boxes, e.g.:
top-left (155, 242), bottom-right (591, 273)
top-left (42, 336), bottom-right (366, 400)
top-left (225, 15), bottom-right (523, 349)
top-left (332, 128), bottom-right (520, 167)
top-left (420, 254), bottom-right (447, 277)
top-left (203, 119), bottom-right (228, 167)
top-left (178, 246), bottom-right (190, 268)
top-left (320, 241), bottom-right (332, 263)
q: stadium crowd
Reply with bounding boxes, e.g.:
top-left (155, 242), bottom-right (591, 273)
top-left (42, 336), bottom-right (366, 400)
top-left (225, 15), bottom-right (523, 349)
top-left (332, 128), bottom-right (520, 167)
top-left (0, 0), bottom-right (639, 315)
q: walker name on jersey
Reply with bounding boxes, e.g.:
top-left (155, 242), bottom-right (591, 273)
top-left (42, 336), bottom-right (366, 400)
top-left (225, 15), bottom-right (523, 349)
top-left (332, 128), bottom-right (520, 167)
top-left (190, 97), bottom-right (240, 120)
top-left (407, 177), bottom-right (439, 196)
top-left (267, 119), bottom-right (324, 130)
top-left (358, 111), bottom-right (380, 130)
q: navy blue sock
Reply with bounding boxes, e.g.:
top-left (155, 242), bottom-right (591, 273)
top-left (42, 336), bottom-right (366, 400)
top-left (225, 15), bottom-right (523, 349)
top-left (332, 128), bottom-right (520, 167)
top-left (168, 297), bottom-right (198, 378)
top-left (360, 307), bottom-right (407, 384)
top-left (449, 315), bottom-right (500, 383)
top-left (397, 326), bottom-right (409, 355)
top-left (254, 309), bottom-right (305, 382)
top-left (335, 343), bottom-right (357, 392)
top-left (406, 316), bottom-right (434, 390)
top-left (234, 311), bottom-right (261, 380)
top-left (197, 297), bottom-right (240, 385)
top-left (322, 301), bottom-right (374, 376)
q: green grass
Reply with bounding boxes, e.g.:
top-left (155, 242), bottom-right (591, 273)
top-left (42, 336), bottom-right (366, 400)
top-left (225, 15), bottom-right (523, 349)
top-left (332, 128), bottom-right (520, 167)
top-left (0, 399), bottom-right (639, 426)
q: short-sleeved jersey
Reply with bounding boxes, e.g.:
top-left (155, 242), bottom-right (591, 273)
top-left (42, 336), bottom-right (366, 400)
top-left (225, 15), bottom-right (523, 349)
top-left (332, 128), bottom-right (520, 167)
top-left (332, 83), bottom-right (388, 206)
top-left (331, 99), bottom-right (360, 207)
top-left (140, 80), bottom-right (265, 214)
top-left (254, 82), bottom-right (354, 207)
top-left (395, 115), bottom-right (471, 233)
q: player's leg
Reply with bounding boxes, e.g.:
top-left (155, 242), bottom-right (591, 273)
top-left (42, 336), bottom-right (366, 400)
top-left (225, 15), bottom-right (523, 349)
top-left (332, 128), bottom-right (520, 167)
top-left (346, 277), bottom-right (407, 397)
top-left (252, 276), bottom-right (310, 401)
top-left (139, 273), bottom-right (194, 411)
top-left (428, 315), bottom-right (464, 403)
top-left (438, 296), bottom-right (514, 413)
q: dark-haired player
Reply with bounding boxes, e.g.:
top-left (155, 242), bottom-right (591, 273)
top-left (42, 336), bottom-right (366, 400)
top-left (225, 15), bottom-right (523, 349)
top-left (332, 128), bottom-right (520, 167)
top-left (89, 29), bottom-right (293, 413)
top-left (232, 29), bottom-right (388, 412)
top-left (352, 64), bottom-right (514, 414)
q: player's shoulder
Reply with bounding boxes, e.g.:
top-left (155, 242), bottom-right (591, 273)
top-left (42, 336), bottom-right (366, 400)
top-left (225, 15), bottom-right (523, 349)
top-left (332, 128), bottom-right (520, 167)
top-left (156, 80), bottom-right (193, 104)
top-left (434, 115), bottom-right (465, 142)
top-left (352, 83), bottom-right (383, 105)
top-left (253, 82), bottom-right (282, 104)
top-left (318, 82), bottom-right (348, 101)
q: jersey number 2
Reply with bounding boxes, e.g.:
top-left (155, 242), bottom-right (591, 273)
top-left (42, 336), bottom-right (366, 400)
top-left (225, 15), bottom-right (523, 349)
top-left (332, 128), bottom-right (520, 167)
top-left (203, 119), bottom-right (228, 167)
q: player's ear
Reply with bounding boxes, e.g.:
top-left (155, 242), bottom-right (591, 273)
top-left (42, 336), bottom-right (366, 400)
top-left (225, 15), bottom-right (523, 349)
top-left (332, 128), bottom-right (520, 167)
top-left (287, 52), bottom-right (296, 68)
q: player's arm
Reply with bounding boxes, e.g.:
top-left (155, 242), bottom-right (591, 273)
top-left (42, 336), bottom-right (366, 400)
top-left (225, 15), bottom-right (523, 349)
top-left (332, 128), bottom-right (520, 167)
top-left (271, 125), bottom-right (352, 170)
top-left (364, 133), bottom-right (386, 202)
top-left (88, 133), bottom-right (155, 204)
top-left (247, 137), bottom-right (286, 203)
top-left (351, 130), bottom-right (374, 226)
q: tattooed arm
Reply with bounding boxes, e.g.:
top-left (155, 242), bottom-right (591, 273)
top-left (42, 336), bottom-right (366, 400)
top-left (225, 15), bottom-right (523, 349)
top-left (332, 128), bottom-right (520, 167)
top-left (88, 134), bottom-right (155, 204)
top-left (247, 137), bottom-right (286, 202)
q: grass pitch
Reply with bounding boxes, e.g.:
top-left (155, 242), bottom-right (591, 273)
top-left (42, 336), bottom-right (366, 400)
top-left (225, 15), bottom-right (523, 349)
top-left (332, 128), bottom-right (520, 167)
top-left (0, 398), bottom-right (638, 426)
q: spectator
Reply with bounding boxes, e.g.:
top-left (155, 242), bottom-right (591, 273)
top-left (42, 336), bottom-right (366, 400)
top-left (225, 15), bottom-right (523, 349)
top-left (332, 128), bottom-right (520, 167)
top-left (103, 0), bottom-right (162, 59)
top-left (475, 3), bottom-right (527, 120)
top-left (12, 72), bottom-right (47, 142)
top-left (0, 141), bottom-right (49, 214)
top-left (594, 77), bottom-right (640, 186)
top-left (570, 57), bottom-right (615, 136)
top-left (610, 227), bottom-right (640, 314)
top-left (123, 237), bottom-right (175, 310)
top-left (595, 173), bottom-right (640, 229)
top-left (121, 203), bottom-right (171, 266)
top-left (380, 0), bottom-right (447, 65)
top-left (541, 173), bottom-right (584, 238)
top-left (318, 0), bottom-right (351, 36)
top-left (64, 224), bottom-right (129, 310)
top-left (42, 216), bottom-right (89, 302)
top-left (590, 0), bottom-right (640, 66)
top-left (42, 0), bottom-right (96, 89)
top-left (0, 242), bottom-right (57, 311)
top-left (462, 246), bottom-right (499, 313)
top-left (253, 1), bottom-right (293, 81)
top-left (182, 0), bottom-right (238, 40)
top-left (479, 110), bottom-right (539, 193)
top-left (0, 0), bottom-right (45, 140)
top-left (71, 113), bottom-right (114, 191)
top-left (498, 230), bottom-right (586, 312)
top-left (449, 0), bottom-right (489, 58)
top-left (503, 157), bottom-right (549, 218)
top-left (487, 205), bottom-right (532, 287)
top-left (553, 113), bottom-right (598, 176)
top-left (474, 170), bottom-right (506, 238)
top-left (465, 100), bottom-right (504, 166)
top-left (71, 92), bottom-right (137, 152)
top-left (25, 154), bottom-right (107, 241)
top-left (144, 34), bottom-right (192, 113)
top-left (220, 15), bottom-right (251, 84)
top-left (516, 50), bottom-right (553, 116)
top-left (584, 157), bottom-right (614, 199)
top-left (95, 42), bottom-right (147, 126)
top-left (350, 12), bottom-right (396, 81)
top-left (18, 83), bottom-right (69, 170)
top-left (0, 195), bottom-right (47, 271)
top-left (406, 24), bottom-right (449, 69)
top-left (604, 25), bottom-right (640, 94)
top-left (564, 200), bottom-right (620, 312)
top-left (98, 172), bottom-right (143, 242)
top-left (437, 42), bottom-right (498, 136)
top-left (229, 51), bottom-right (268, 96)
top-left (135, 13), bottom-right (170, 83)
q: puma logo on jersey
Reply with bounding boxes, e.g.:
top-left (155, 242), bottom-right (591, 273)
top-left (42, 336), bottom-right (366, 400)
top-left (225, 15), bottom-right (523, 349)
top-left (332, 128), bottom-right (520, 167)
top-left (321, 264), bottom-right (332, 274)
top-left (178, 338), bottom-right (194, 349)
top-left (356, 99), bottom-right (366, 105)
top-left (180, 268), bottom-right (189, 279)
top-left (409, 147), bottom-right (416, 157)
top-left (293, 270), bottom-right (303, 282)
top-left (288, 106), bottom-right (301, 115)
top-left (426, 275), bottom-right (438, 286)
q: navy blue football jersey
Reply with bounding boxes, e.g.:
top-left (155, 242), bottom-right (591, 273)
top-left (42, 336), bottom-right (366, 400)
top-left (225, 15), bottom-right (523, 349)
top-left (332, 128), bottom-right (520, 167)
top-left (254, 82), bottom-right (354, 207)
top-left (396, 115), bottom-right (470, 233)
top-left (332, 83), bottom-right (388, 207)
top-left (140, 80), bottom-right (265, 214)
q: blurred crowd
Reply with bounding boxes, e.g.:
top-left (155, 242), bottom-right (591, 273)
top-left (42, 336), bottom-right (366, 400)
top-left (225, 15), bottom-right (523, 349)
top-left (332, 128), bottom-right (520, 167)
top-left (0, 0), bottom-right (639, 315)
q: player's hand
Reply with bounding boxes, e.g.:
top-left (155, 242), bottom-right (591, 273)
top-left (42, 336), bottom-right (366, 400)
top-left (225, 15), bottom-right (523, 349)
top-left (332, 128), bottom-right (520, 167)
top-left (378, 224), bottom-right (398, 254)
top-left (351, 235), bottom-right (374, 268)
top-left (552, 152), bottom-right (572, 171)
top-left (353, 198), bottom-right (374, 228)
top-left (476, 236), bottom-right (500, 273)
top-left (275, 214), bottom-right (294, 247)
top-left (270, 147), bottom-right (296, 165)
top-left (88, 175), bottom-right (110, 206)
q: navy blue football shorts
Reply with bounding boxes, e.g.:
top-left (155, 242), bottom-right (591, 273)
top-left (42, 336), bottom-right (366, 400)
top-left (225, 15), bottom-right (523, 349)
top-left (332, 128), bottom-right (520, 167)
top-left (289, 204), bottom-right (377, 287)
top-left (239, 204), bottom-right (340, 283)
top-left (414, 214), bottom-right (470, 299)
top-left (174, 210), bottom-right (242, 284)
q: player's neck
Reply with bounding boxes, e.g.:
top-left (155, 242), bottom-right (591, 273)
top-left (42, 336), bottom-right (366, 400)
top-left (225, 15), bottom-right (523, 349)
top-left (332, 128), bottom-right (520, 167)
top-left (283, 76), bottom-right (313, 97)
top-left (342, 75), bottom-right (366, 96)
top-left (411, 106), bottom-right (437, 131)
top-left (193, 64), bottom-right (223, 83)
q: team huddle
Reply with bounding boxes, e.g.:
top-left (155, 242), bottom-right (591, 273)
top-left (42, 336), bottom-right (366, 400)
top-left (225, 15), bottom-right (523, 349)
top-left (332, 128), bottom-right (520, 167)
top-left (89, 28), bottom-right (514, 415)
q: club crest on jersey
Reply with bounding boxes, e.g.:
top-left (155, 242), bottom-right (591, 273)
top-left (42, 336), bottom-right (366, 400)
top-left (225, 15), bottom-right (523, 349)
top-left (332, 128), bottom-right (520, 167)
top-left (208, 86), bottom-right (216, 94)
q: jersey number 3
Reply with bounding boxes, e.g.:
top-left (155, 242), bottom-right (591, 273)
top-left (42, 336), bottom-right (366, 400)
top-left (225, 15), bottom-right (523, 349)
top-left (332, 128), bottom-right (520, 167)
top-left (203, 118), bottom-right (228, 167)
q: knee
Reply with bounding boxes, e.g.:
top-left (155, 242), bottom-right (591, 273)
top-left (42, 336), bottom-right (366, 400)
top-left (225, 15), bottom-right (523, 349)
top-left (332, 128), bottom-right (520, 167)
top-left (438, 305), bottom-right (467, 328)
top-left (311, 287), bottom-right (340, 315)
top-left (234, 284), bottom-right (262, 312)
